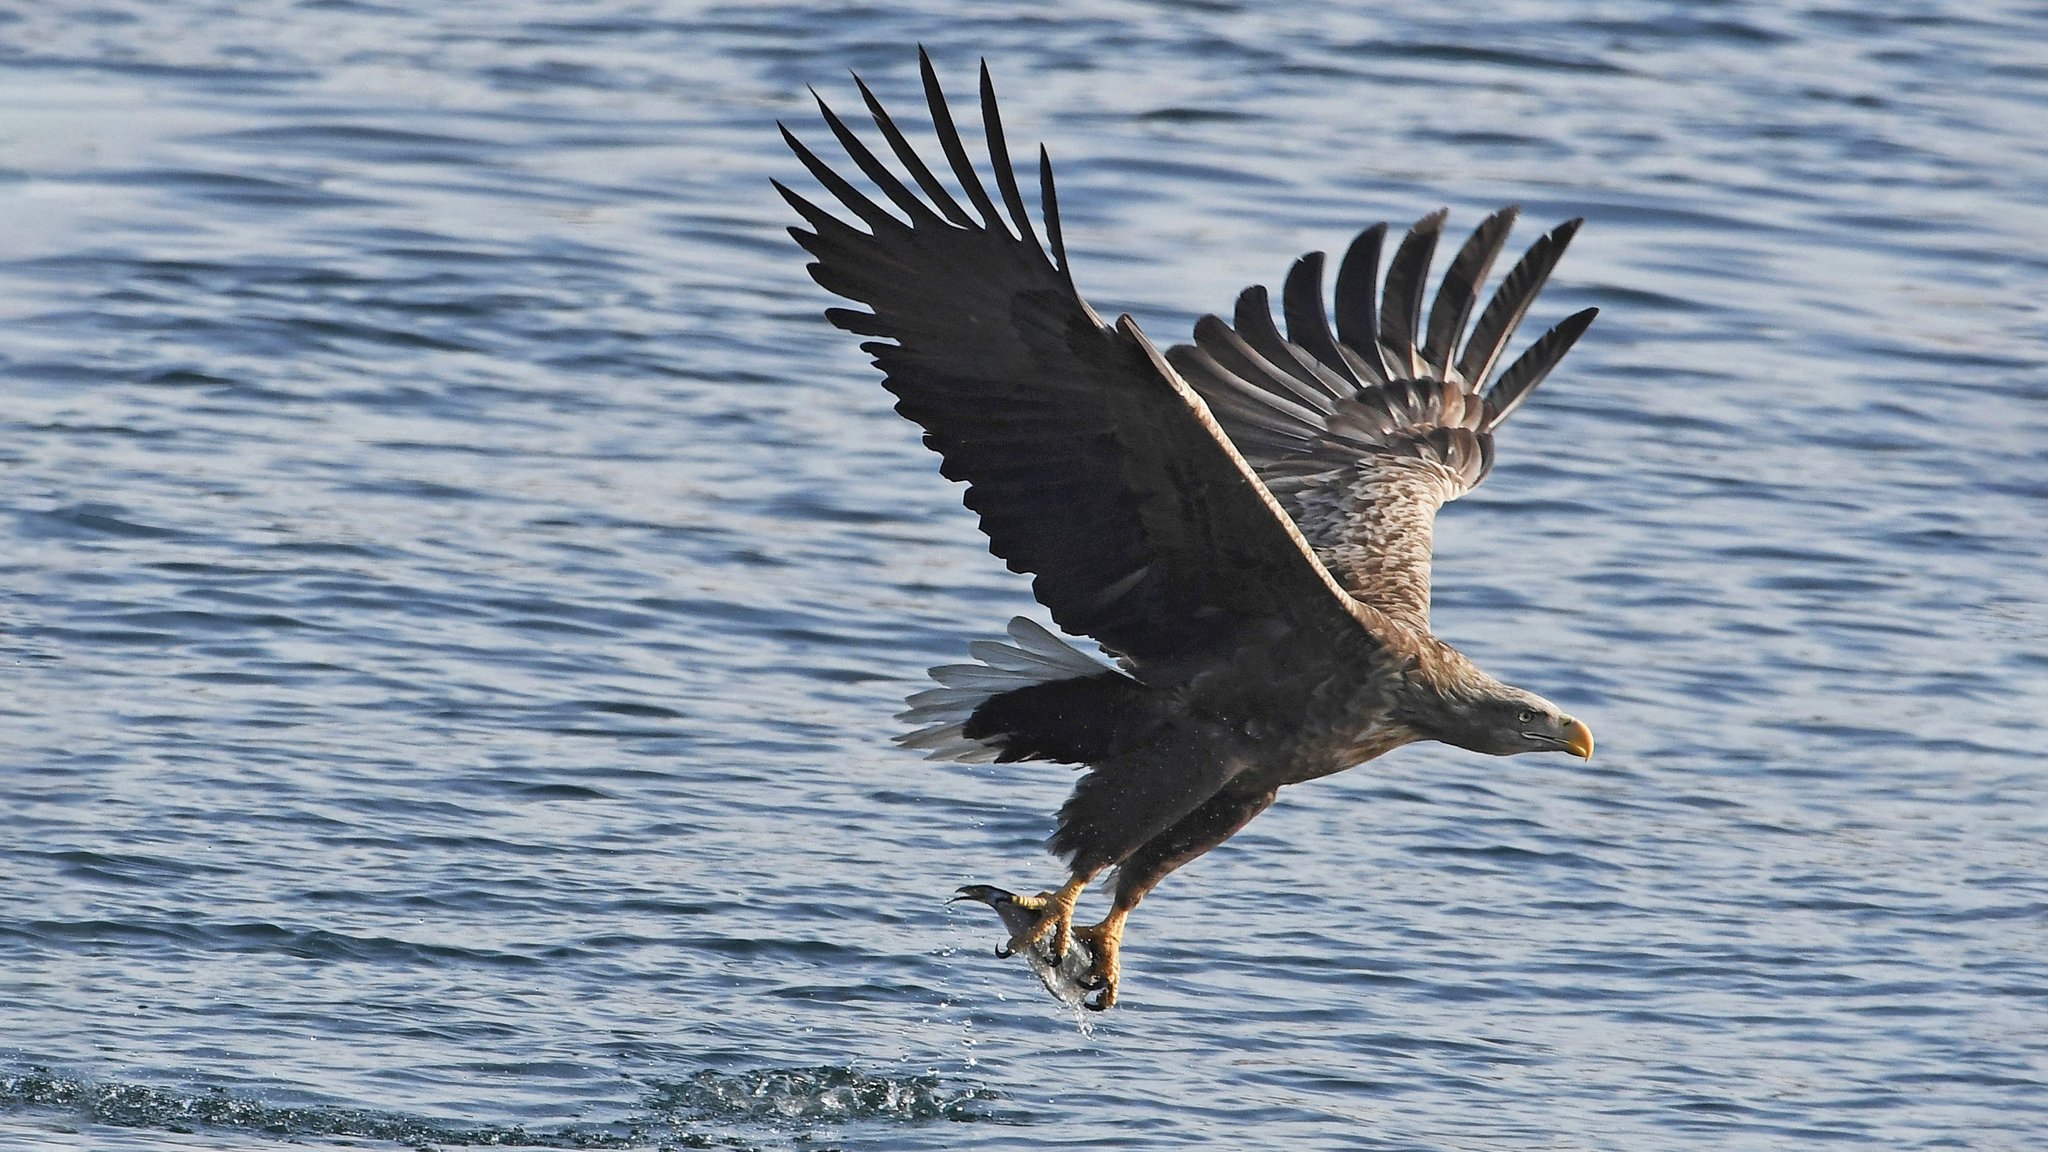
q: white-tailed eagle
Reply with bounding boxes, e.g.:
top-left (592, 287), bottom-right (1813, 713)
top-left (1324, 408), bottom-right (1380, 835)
top-left (779, 52), bottom-right (1597, 1010)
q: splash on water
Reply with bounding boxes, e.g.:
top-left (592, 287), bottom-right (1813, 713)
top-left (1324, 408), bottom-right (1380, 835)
top-left (2, 1063), bottom-right (1010, 1149)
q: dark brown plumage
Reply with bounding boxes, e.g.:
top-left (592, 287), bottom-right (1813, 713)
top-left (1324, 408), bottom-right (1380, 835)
top-left (780, 51), bottom-right (1597, 1010)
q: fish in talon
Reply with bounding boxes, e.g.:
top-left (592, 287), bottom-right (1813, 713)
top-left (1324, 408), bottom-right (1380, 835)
top-left (951, 885), bottom-right (1098, 1008)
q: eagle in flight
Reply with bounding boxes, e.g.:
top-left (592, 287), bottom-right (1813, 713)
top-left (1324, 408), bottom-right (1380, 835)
top-left (779, 52), bottom-right (1598, 1011)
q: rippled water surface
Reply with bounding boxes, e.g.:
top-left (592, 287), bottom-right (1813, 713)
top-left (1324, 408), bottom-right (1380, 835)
top-left (4, 2), bottom-right (2045, 1149)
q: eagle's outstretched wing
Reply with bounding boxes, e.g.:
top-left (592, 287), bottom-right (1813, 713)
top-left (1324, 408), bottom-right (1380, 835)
top-left (1167, 211), bottom-right (1597, 634)
top-left (776, 51), bottom-right (1384, 670)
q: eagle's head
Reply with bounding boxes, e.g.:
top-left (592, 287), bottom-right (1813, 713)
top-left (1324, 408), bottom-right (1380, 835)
top-left (1442, 688), bottom-right (1594, 760)
top-left (1410, 657), bottom-right (1594, 761)
top-left (1404, 645), bottom-right (1594, 760)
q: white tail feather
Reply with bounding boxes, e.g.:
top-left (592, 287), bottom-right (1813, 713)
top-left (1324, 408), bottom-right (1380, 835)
top-left (894, 617), bottom-right (1109, 762)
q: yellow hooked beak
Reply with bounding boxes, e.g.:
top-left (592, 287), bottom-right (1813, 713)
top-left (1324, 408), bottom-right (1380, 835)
top-left (1562, 717), bottom-right (1595, 761)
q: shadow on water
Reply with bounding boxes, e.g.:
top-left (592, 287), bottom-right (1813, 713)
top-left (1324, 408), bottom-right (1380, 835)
top-left (2, 1064), bottom-right (1017, 1150)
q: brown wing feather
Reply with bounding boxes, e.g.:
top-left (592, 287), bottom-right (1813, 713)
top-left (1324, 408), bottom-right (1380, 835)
top-left (780, 52), bottom-right (1384, 673)
top-left (1174, 211), bottom-right (1596, 632)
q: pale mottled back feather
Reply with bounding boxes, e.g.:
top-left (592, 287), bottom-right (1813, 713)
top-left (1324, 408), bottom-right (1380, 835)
top-left (1174, 212), bottom-right (1595, 632)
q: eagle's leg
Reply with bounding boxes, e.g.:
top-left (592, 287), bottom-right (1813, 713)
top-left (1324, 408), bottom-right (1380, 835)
top-left (1070, 910), bottom-right (1129, 1010)
top-left (1077, 786), bottom-right (1278, 1011)
top-left (1003, 872), bottom-right (1093, 960)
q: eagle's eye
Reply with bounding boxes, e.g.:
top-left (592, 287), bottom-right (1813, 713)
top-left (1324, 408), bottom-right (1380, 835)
top-left (1516, 709), bottom-right (1534, 724)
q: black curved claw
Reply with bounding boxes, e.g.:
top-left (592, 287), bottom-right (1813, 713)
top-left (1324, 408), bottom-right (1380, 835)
top-left (993, 943), bottom-right (1013, 959)
top-left (1083, 989), bottom-right (1112, 1012)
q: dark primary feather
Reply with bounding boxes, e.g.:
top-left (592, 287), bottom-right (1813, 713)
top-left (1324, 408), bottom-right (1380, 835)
top-left (975, 62), bottom-right (1042, 251)
top-left (1483, 305), bottom-right (1598, 431)
top-left (853, 73), bottom-right (975, 228)
top-left (919, 52), bottom-right (1005, 231)
top-left (1377, 209), bottom-right (1447, 379)
top-left (1233, 285), bottom-right (1349, 404)
top-left (1281, 253), bottom-right (1357, 387)
top-left (1332, 223), bottom-right (1391, 382)
top-left (1421, 207), bottom-right (1518, 378)
top-left (1171, 211), bottom-right (1596, 631)
top-left (778, 50), bottom-right (1378, 676)
top-left (1457, 217), bottom-right (1584, 389)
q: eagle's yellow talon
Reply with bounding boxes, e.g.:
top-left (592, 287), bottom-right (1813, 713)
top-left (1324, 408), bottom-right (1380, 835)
top-left (1004, 877), bottom-right (1088, 959)
top-left (1071, 917), bottom-right (1124, 1010)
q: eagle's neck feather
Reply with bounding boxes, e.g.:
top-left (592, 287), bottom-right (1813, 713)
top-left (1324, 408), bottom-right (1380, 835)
top-left (1395, 641), bottom-right (1515, 742)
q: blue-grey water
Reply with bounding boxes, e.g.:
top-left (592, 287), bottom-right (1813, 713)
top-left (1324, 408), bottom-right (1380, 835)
top-left (3, 2), bottom-right (2044, 1149)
